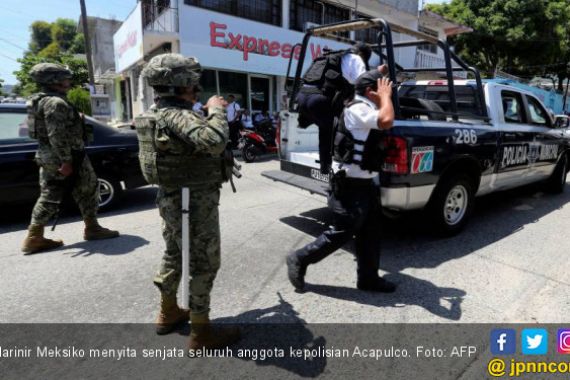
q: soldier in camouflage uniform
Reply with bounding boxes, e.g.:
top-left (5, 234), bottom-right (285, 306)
top-left (21, 63), bottom-right (119, 255)
top-left (135, 54), bottom-right (239, 349)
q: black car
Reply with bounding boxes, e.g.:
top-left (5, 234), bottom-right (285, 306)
top-left (0, 104), bottom-right (147, 210)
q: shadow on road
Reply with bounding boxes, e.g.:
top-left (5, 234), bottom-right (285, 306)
top-left (174, 293), bottom-right (328, 377)
top-left (0, 186), bottom-right (158, 234)
top-left (279, 183), bottom-right (570, 320)
top-left (56, 234), bottom-right (151, 257)
top-left (308, 271), bottom-right (465, 321)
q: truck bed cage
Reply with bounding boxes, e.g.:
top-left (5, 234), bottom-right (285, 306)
top-left (286, 18), bottom-right (488, 122)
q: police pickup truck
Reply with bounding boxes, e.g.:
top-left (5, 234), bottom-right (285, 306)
top-left (262, 19), bottom-right (570, 234)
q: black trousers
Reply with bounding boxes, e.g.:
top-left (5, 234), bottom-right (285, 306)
top-left (229, 121), bottom-right (242, 148)
top-left (296, 91), bottom-right (334, 173)
top-left (295, 177), bottom-right (382, 283)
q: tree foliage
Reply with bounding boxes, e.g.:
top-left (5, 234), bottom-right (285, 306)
top-left (67, 87), bottom-right (92, 116)
top-left (15, 18), bottom-right (89, 97)
top-left (0, 78), bottom-right (4, 96)
top-left (29, 21), bottom-right (52, 53)
top-left (427, 0), bottom-right (570, 86)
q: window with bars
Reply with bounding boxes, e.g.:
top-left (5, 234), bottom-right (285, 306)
top-left (417, 26), bottom-right (439, 55)
top-left (185, 0), bottom-right (281, 26)
top-left (354, 14), bottom-right (378, 44)
top-left (289, 0), bottom-right (350, 38)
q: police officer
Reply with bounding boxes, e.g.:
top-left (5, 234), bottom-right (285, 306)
top-left (296, 42), bottom-right (372, 174)
top-left (135, 54), bottom-right (239, 349)
top-left (21, 63), bottom-right (119, 255)
top-left (287, 69), bottom-right (396, 293)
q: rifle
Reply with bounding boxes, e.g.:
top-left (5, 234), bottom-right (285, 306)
top-left (51, 150), bottom-right (85, 231)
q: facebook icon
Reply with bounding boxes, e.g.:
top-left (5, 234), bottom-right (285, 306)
top-left (491, 329), bottom-right (516, 355)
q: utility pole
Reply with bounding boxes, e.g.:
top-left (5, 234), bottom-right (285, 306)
top-left (80, 0), bottom-right (95, 91)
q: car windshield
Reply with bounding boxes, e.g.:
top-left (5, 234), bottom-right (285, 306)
top-left (0, 112), bottom-right (29, 141)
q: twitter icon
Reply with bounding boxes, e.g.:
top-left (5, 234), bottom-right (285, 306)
top-left (522, 329), bottom-right (548, 355)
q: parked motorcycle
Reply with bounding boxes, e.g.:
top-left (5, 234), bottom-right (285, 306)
top-left (238, 118), bottom-right (278, 163)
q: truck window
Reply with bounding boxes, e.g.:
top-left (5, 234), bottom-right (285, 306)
top-left (501, 91), bottom-right (525, 124)
top-left (526, 96), bottom-right (550, 127)
top-left (398, 85), bottom-right (483, 120)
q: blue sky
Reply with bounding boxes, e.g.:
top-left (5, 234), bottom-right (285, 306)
top-left (0, 0), bottom-right (448, 85)
top-left (0, 0), bottom-right (135, 84)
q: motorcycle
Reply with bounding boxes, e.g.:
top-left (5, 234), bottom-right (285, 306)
top-left (238, 118), bottom-right (278, 163)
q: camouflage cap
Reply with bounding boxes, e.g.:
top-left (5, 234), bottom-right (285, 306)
top-left (142, 53), bottom-right (201, 89)
top-left (29, 63), bottom-right (72, 85)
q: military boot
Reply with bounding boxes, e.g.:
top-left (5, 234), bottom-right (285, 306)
top-left (83, 218), bottom-right (119, 240)
top-left (156, 294), bottom-right (190, 335)
top-left (21, 224), bottom-right (64, 255)
top-left (188, 312), bottom-right (240, 351)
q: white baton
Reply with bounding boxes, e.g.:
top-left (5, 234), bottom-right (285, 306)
top-left (181, 187), bottom-right (190, 309)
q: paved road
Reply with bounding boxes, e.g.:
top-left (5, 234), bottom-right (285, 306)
top-left (1, 157), bottom-right (569, 323)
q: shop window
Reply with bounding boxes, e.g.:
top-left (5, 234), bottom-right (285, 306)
top-left (198, 69), bottom-right (218, 104)
top-left (354, 14), bottom-right (378, 44)
top-left (289, 0), bottom-right (350, 38)
top-left (418, 26), bottom-right (439, 55)
top-left (185, 0), bottom-right (281, 26)
top-left (218, 71), bottom-right (248, 109)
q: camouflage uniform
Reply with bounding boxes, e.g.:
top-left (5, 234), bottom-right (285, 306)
top-left (30, 94), bottom-right (99, 225)
top-left (151, 99), bottom-right (228, 314)
top-left (21, 63), bottom-right (118, 255)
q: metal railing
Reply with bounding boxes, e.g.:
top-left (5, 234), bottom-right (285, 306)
top-left (142, 5), bottom-right (179, 33)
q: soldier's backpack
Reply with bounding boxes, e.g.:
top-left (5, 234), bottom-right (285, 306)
top-left (135, 109), bottom-right (240, 189)
top-left (26, 93), bottom-right (48, 140)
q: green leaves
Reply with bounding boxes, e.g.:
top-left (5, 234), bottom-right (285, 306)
top-left (427, 0), bottom-right (570, 82)
top-left (15, 18), bottom-right (88, 97)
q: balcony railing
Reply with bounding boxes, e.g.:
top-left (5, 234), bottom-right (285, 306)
top-left (143, 5), bottom-right (179, 33)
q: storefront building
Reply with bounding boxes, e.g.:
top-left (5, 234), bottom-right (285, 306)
top-left (113, 0), bottom-right (465, 121)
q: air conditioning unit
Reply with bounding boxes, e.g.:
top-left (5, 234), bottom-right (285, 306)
top-left (304, 22), bottom-right (320, 32)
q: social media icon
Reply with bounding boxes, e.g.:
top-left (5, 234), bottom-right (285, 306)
top-left (490, 329), bottom-right (516, 355)
top-left (557, 329), bottom-right (570, 354)
top-left (522, 329), bottom-right (548, 355)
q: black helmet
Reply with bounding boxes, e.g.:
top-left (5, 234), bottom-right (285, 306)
top-left (352, 42), bottom-right (372, 64)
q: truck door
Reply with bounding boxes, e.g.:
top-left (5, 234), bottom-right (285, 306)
top-left (496, 90), bottom-right (535, 189)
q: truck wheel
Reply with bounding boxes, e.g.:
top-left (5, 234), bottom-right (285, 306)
top-left (427, 175), bottom-right (474, 236)
top-left (243, 144), bottom-right (257, 163)
top-left (544, 154), bottom-right (568, 194)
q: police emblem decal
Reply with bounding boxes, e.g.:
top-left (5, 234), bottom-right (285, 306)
top-left (411, 146), bottom-right (434, 174)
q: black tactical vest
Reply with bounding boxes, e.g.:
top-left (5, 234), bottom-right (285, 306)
top-left (333, 100), bottom-right (386, 172)
top-left (302, 49), bottom-right (354, 99)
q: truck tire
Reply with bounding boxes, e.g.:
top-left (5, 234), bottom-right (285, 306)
top-left (427, 174), bottom-right (475, 236)
top-left (544, 153), bottom-right (568, 194)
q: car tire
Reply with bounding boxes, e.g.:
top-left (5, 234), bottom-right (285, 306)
top-left (427, 174), bottom-right (475, 236)
top-left (97, 175), bottom-right (123, 211)
top-left (544, 153), bottom-right (568, 194)
top-left (243, 144), bottom-right (257, 163)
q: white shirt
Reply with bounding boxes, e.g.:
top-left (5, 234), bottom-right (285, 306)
top-left (192, 102), bottom-right (204, 116)
top-left (226, 101), bottom-right (241, 122)
top-left (241, 115), bottom-right (253, 129)
top-left (340, 53), bottom-right (367, 84)
top-left (332, 94), bottom-right (379, 179)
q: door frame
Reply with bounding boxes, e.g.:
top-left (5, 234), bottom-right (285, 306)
top-left (248, 74), bottom-right (273, 114)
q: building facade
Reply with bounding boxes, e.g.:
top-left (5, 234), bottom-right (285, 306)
top-left (112, 0), bottom-right (467, 122)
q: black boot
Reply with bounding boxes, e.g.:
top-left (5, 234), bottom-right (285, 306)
top-left (357, 277), bottom-right (397, 293)
top-left (286, 252), bottom-right (307, 291)
top-left (287, 232), bottom-right (350, 291)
